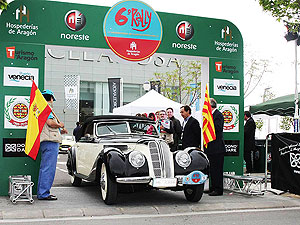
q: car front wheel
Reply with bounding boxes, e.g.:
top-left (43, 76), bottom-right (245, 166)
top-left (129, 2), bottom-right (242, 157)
top-left (184, 184), bottom-right (204, 202)
top-left (70, 175), bottom-right (82, 187)
top-left (100, 162), bottom-right (117, 205)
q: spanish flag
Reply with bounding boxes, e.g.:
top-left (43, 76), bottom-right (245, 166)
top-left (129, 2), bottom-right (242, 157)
top-left (202, 84), bottom-right (216, 147)
top-left (25, 81), bottom-right (52, 160)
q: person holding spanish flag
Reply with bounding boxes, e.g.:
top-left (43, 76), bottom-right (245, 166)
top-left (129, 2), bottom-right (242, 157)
top-left (37, 89), bottom-right (68, 200)
top-left (25, 81), bottom-right (67, 200)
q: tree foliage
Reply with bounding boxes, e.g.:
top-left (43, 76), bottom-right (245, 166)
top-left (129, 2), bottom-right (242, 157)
top-left (0, 0), bottom-right (8, 10)
top-left (255, 118), bottom-right (264, 131)
top-left (259, 0), bottom-right (300, 31)
top-left (280, 116), bottom-right (294, 131)
top-left (153, 60), bottom-right (201, 105)
top-left (244, 47), bottom-right (271, 99)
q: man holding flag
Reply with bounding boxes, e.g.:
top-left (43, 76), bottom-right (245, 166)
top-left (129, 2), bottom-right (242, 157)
top-left (25, 81), bottom-right (67, 200)
top-left (203, 96), bottom-right (226, 196)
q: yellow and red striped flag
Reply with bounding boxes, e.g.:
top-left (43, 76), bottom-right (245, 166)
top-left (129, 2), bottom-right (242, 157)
top-left (202, 84), bottom-right (216, 147)
top-left (25, 81), bottom-right (52, 160)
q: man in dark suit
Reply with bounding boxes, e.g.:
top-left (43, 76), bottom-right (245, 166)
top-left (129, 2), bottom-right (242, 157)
top-left (244, 111), bottom-right (256, 173)
top-left (167, 107), bottom-right (182, 151)
top-left (180, 105), bottom-right (201, 149)
top-left (205, 98), bottom-right (226, 196)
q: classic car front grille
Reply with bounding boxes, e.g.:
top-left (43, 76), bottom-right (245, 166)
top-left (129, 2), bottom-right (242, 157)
top-left (149, 141), bottom-right (162, 177)
top-left (148, 140), bottom-right (172, 178)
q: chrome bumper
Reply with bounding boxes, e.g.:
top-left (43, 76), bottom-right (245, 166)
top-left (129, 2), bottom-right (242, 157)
top-left (116, 176), bottom-right (152, 184)
top-left (116, 171), bottom-right (207, 187)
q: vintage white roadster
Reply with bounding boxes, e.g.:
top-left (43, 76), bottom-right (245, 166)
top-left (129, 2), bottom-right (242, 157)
top-left (67, 115), bottom-right (209, 205)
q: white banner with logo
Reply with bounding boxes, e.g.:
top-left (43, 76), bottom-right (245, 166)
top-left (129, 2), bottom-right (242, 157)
top-left (3, 66), bottom-right (39, 87)
top-left (218, 104), bottom-right (239, 132)
top-left (213, 78), bottom-right (240, 96)
top-left (4, 96), bottom-right (30, 129)
top-left (64, 75), bottom-right (80, 110)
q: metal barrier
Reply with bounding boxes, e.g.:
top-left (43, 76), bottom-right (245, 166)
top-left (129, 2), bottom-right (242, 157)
top-left (223, 173), bottom-right (265, 195)
top-left (8, 175), bottom-right (34, 204)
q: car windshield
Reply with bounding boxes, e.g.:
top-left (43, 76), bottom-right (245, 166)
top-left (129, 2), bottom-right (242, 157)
top-left (128, 121), bottom-right (158, 135)
top-left (96, 121), bottom-right (158, 136)
top-left (97, 122), bottom-right (128, 136)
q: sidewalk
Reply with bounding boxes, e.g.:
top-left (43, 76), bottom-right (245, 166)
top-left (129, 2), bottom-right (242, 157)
top-left (1, 184), bottom-right (300, 221)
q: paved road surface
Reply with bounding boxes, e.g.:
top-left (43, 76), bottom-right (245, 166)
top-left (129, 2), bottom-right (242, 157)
top-left (3, 207), bottom-right (300, 225)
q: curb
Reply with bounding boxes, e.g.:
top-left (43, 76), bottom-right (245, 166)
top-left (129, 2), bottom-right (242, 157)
top-left (1, 203), bottom-right (300, 220)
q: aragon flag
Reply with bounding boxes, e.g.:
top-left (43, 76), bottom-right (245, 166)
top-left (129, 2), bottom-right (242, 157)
top-left (202, 84), bottom-right (216, 148)
top-left (25, 81), bottom-right (52, 160)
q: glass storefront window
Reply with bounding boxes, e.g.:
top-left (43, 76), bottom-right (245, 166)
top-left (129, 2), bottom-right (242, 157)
top-left (79, 81), bottom-right (144, 122)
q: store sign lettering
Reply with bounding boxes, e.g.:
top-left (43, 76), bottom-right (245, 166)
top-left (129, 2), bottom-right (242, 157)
top-left (47, 48), bottom-right (179, 68)
top-left (224, 140), bottom-right (239, 156)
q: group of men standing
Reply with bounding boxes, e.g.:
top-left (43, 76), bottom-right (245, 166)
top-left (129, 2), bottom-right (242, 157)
top-left (158, 99), bottom-right (226, 196)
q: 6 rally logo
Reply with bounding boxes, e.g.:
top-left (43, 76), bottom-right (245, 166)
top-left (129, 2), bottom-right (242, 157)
top-left (176, 21), bottom-right (194, 41)
top-left (103, 0), bottom-right (162, 61)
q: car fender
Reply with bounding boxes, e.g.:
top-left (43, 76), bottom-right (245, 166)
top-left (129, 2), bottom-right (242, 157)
top-left (174, 148), bottom-right (209, 175)
top-left (95, 147), bottom-right (126, 178)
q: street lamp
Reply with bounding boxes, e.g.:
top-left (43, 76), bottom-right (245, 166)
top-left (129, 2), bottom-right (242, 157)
top-left (284, 22), bottom-right (300, 132)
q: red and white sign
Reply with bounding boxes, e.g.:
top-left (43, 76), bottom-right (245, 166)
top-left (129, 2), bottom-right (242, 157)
top-left (215, 61), bottom-right (222, 72)
top-left (103, 0), bottom-right (162, 61)
top-left (6, 47), bottom-right (15, 59)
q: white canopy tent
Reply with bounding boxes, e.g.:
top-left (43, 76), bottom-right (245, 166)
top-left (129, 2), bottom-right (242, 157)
top-left (113, 90), bottom-right (183, 121)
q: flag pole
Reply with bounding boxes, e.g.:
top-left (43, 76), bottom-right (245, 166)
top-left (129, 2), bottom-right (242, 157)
top-left (294, 39), bottom-right (299, 132)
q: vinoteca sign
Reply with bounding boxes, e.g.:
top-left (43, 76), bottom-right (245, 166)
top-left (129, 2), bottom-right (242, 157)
top-left (3, 67), bottom-right (39, 87)
top-left (214, 78), bottom-right (240, 96)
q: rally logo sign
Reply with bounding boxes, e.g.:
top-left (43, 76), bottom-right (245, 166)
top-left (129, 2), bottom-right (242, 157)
top-left (103, 0), bottom-right (163, 61)
top-left (183, 171), bottom-right (207, 185)
top-left (4, 96), bottom-right (30, 129)
top-left (218, 104), bottom-right (239, 132)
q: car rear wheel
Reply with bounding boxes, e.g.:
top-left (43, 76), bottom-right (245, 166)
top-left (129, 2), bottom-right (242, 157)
top-left (70, 175), bottom-right (82, 187)
top-left (100, 162), bottom-right (117, 205)
top-left (184, 184), bottom-right (204, 202)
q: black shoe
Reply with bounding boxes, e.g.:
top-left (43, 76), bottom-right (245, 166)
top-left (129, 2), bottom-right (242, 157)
top-left (208, 191), bottom-right (223, 196)
top-left (38, 195), bottom-right (58, 200)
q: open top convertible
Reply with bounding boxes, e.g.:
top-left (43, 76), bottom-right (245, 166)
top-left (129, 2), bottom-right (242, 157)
top-left (67, 115), bottom-right (209, 204)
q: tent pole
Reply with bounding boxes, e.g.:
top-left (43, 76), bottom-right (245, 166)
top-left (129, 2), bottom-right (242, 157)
top-left (294, 40), bottom-right (299, 132)
top-left (264, 134), bottom-right (270, 190)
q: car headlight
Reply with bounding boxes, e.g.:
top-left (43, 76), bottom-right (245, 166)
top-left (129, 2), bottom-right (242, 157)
top-left (129, 151), bottom-right (145, 168)
top-left (175, 151), bottom-right (191, 168)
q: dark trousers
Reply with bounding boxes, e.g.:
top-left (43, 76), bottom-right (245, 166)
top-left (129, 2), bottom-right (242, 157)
top-left (244, 150), bottom-right (253, 173)
top-left (207, 152), bottom-right (224, 194)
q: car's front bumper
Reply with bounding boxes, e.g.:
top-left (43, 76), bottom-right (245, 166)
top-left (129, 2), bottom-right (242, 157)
top-left (116, 171), bottom-right (207, 188)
